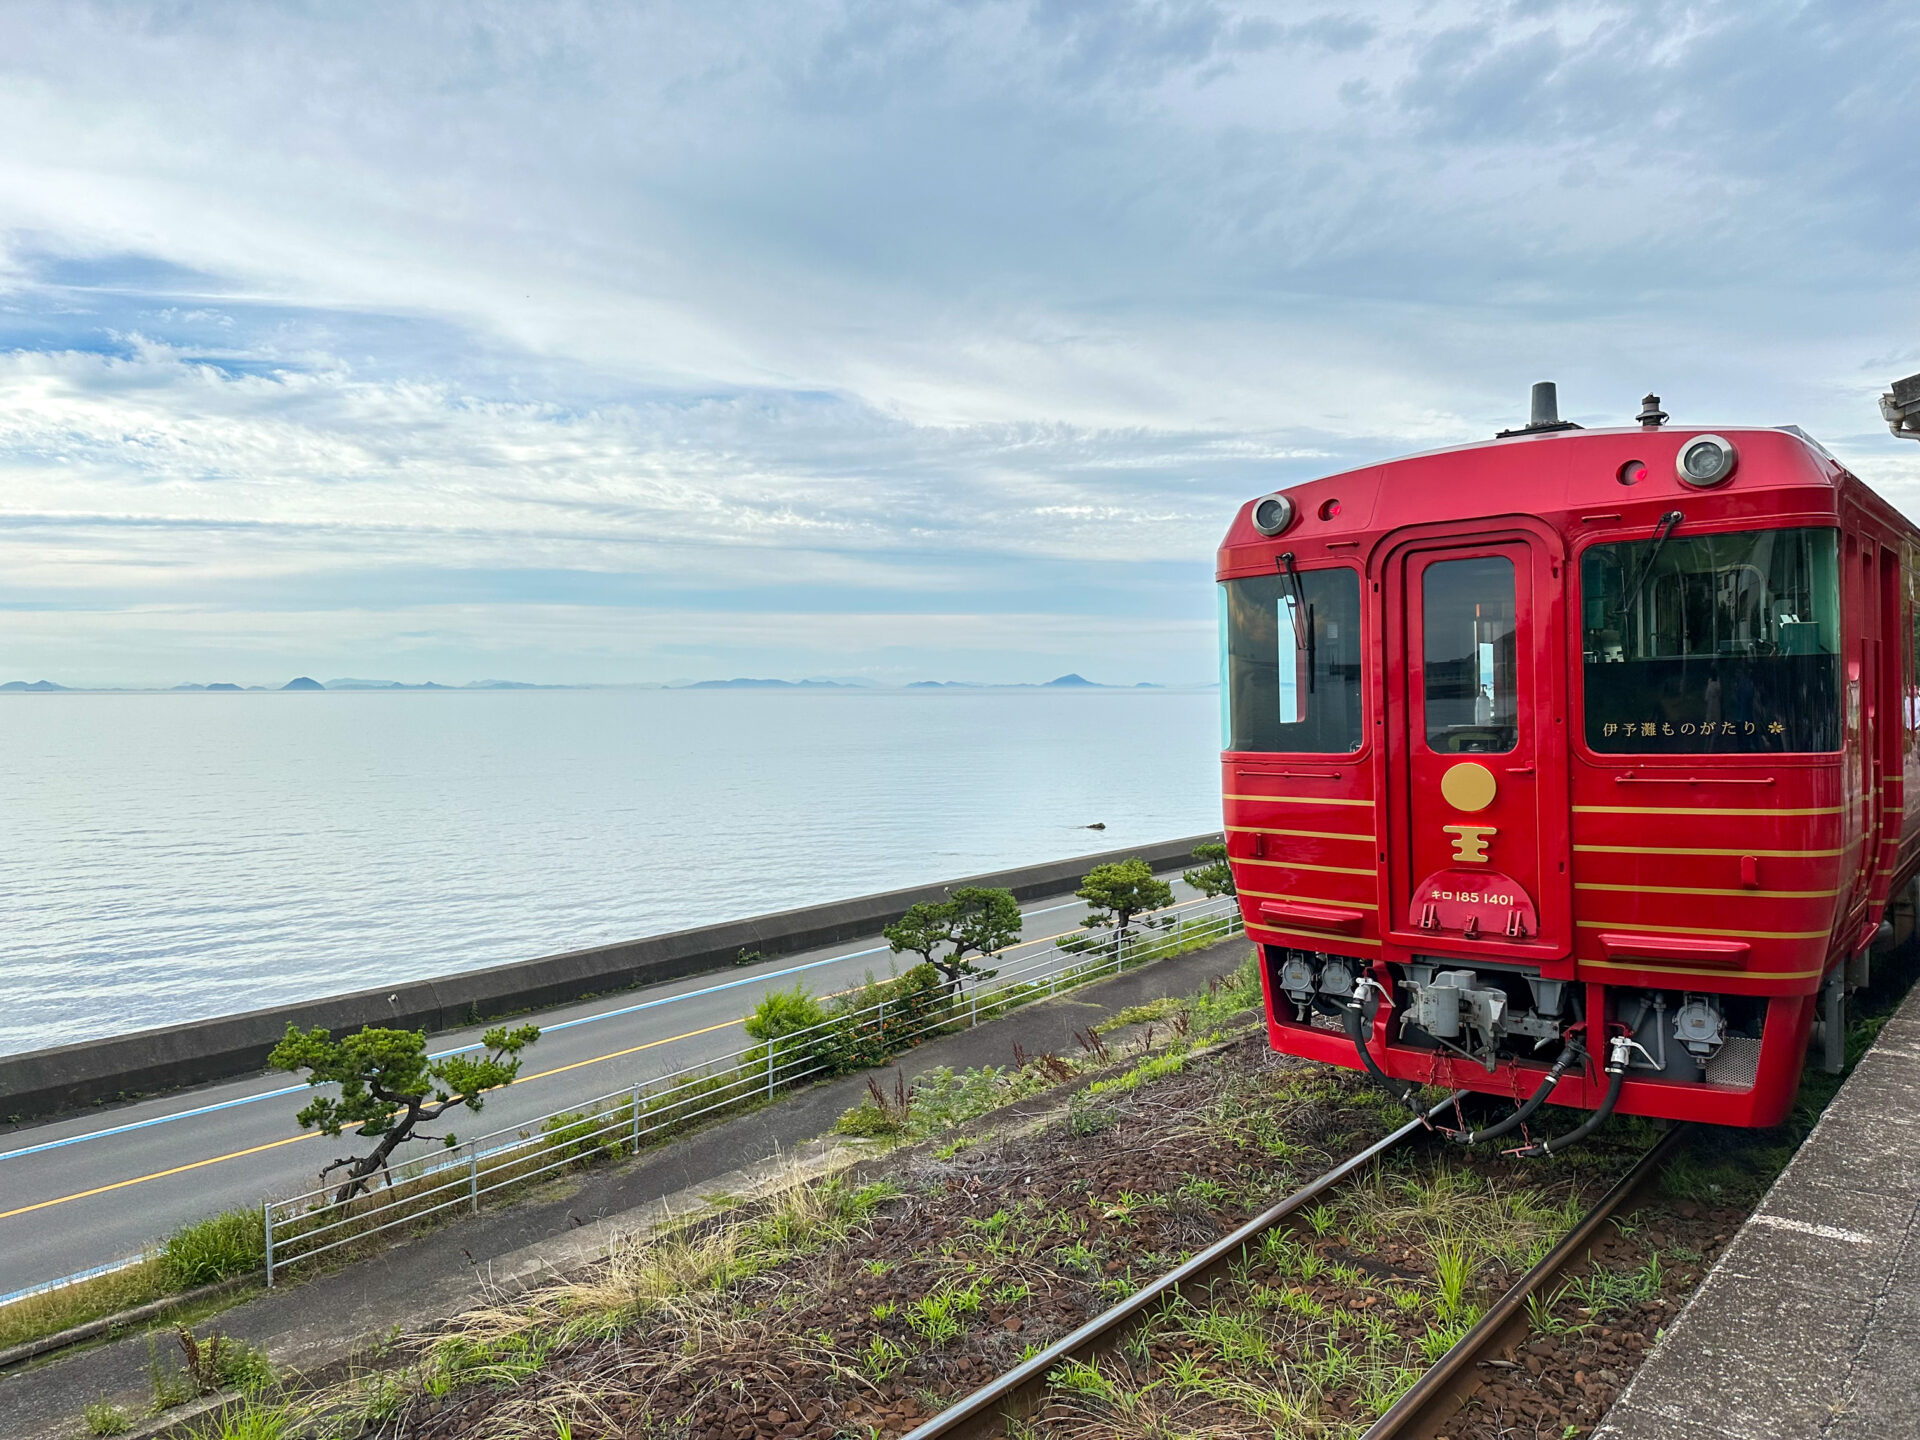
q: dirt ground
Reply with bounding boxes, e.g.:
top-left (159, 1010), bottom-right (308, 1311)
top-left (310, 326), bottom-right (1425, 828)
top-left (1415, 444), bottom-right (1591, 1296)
top-left (362, 1021), bottom-right (1690, 1440)
top-left (1446, 1196), bottom-right (1744, 1440)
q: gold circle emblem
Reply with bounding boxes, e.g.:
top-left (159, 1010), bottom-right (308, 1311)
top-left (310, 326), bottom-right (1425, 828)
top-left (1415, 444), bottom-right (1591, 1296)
top-left (1440, 761), bottom-right (1497, 813)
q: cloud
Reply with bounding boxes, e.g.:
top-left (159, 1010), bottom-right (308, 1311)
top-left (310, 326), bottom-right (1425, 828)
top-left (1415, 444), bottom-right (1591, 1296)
top-left (0, 1), bottom-right (1914, 683)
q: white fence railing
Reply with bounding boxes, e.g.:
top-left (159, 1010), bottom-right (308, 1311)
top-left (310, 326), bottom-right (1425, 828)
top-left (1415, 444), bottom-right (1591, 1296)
top-left (261, 894), bottom-right (1243, 1283)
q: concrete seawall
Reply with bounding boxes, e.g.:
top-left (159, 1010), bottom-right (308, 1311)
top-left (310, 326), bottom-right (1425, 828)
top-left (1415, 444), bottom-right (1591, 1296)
top-left (0, 832), bottom-right (1222, 1126)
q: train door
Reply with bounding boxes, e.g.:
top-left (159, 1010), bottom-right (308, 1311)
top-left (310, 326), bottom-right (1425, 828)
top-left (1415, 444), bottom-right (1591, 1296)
top-left (1382, 525), bottom-right (1571, 960)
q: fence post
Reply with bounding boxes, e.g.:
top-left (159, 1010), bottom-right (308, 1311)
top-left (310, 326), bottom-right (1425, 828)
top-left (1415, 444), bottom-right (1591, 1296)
top-left (262, 1200), bottom-right (274, 1288)
top-left (767, 1042), bottom-right (777, 1098)
top-left (631, 1082), bottom-right (642, 1152)
top-left (469, 1142), bottom-right (480, 1214)
top-left (970, 982), bottom-right (978, 1028)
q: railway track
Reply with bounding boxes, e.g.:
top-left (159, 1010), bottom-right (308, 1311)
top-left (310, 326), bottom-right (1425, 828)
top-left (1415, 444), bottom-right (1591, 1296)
top-left (899, 1098), bottom-right (1685, 1440)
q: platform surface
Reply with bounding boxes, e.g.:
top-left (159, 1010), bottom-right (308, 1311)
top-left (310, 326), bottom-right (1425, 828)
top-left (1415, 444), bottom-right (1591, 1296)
top-left (1596, 985), bottom-right (1920, 1440)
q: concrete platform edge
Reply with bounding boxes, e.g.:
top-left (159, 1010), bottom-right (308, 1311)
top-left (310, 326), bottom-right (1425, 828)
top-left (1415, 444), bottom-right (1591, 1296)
top-left (1594, 983), bottom-right (1920, 1440)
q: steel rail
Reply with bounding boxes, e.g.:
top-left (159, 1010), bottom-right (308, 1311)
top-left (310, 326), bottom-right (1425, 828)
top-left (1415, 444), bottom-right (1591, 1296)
top-left (897, 1093), bottom-right (1462, 1440)
top-left (1361, 1122), bottom-right (1688, 1439)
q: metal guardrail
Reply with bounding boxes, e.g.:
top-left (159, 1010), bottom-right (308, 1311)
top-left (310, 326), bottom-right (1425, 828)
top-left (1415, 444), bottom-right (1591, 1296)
top-left (261, 895), bottom-right (1244, 1283)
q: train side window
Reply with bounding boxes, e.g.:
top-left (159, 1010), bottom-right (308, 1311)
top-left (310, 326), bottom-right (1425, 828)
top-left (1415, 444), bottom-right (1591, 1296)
top-left (1219, 568), bottom-right (1363, 753)
top-left (1582, 526), bottom-right (1841, 753)
top-left (1422, 556), bottom-right (1519, 754)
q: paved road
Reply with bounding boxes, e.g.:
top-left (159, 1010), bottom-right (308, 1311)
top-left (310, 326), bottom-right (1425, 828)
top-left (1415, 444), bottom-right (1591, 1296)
top-left (0, 881), bottom-right (1217, 1299)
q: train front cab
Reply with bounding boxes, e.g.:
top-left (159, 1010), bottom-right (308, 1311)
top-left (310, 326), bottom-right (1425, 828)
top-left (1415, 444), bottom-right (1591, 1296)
top-left (1221, 427), bottom-right (1918, 1132)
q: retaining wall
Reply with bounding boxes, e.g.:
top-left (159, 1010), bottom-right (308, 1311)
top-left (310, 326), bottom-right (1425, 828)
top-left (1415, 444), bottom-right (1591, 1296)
top-left (0, 832), bottom-right (1221, 1125)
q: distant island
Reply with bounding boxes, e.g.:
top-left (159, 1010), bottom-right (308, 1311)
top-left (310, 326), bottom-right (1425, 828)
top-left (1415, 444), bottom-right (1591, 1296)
top-left (686, 674), bottom-right (1157, 690)
top-left (680, 678), bottom-right (866, 690)
top-left (905, 674), bottom-right (1161, 690)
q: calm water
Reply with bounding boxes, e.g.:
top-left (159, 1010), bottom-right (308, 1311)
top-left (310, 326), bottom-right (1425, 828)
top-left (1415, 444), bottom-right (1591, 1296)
top-left (0, 688), bottom-right (1220, 1054)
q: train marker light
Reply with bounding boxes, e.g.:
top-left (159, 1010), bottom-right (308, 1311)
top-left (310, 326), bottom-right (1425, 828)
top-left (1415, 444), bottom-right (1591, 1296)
top-left (1251, 492), bottom-right (1295, 536)
top-left (1676, 434), bottom-right (1737, 487)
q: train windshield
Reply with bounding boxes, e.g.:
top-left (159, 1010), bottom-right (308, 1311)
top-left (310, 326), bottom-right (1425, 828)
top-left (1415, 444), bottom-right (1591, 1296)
top-left (1219, 567), bottom-right (1363, 752)
top-left (1581, 526), bottom-right (1840, 753)
top-left (1422, 555), bottom-right (1519, 754)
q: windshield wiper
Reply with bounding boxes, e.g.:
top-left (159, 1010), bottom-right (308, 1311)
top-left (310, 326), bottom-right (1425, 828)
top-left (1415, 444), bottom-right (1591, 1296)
top-left (1614, 510), bottom-right (1684, 621)
top-left (1277, 551), bottom-right (1316, 692)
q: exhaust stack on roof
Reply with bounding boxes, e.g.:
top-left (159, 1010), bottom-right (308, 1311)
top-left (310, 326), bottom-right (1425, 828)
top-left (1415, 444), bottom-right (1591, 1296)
top-left (1495, 380), bottom-right (1582, 438)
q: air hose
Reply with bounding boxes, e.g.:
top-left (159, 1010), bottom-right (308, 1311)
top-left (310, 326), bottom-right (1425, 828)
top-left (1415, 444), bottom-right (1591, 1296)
top-left (1342, 997), bottom-right (1423, 1114)
top-left (1511, 1033), bottom-right (1635, 1158)
top-left (1446, 1040), bottom-right (1582, 1145)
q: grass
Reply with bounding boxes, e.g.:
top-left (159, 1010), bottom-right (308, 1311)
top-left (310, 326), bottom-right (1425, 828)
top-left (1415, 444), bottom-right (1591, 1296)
top-left (833, 1056), bottom-right (1068, 1141)
top-left (832, 959), bottom-right (1261, 1144)
top-left (83, 1400), bottom-right (131, 1436)
top-left (0, 1207), bottom-right (266, 1354)
top-left (904, 1281), bottom-right (983, 1345)
top-left (1087, 1048), bottom-right (1189, 1096)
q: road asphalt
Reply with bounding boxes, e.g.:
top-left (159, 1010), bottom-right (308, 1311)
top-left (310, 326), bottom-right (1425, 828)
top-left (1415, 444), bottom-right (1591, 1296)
top-left (0, 879), bottom-right (1209, 1299)
top-left (2, 931), bottom-right (1255, 1439)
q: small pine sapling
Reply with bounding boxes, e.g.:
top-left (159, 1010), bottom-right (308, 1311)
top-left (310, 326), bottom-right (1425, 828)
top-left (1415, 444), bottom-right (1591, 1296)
top-left (270, 1021), bottom-right (539, 1203)
top-left (882, 885), bottom-right (1020, 995)
top-left (942, 886), bottom-right (1020, 987)
top-left (1075, 857), bottom-right (1175, 952)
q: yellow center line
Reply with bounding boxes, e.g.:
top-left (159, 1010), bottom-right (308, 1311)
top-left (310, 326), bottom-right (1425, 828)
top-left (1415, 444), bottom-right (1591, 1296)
top-left (513, 1018), bottom-right (747, 1085)
top-left (4, 902), bottom-right (1222, 1223)
top-left (0, 1132), bottom-right (323, 1221)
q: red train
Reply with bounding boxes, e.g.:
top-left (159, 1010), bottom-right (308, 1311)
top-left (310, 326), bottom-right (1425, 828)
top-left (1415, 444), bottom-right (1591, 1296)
top-left (1220, 377), bottom-right (1920, 1148)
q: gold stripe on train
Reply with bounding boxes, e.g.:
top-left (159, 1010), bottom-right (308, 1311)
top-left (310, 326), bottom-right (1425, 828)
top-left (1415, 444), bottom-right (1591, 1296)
top-left (1226, 825), bottom-right (1376, 844)
top-left (1573, 843), bottom-right (1848, 858)
top-left (1222, 793), bottom-right (1375, 808)
top-left (1239, 888), bottom-right (1379, 911)
top-left (1571, 804), bottom-right (1844, 818)
top-left (1574, 882), bottom-right (1842, 900)
top-left (1247, 922), bottom-right (1381, 948)
top-left (1235, 857), bottom-right (1379, 877)
top-left (1574, 919), bottom-right (1831, 941)
top-left (1579, 959), bottom-right (1826, 982)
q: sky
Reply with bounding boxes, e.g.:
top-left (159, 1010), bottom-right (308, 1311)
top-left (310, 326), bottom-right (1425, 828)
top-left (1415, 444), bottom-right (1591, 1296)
top-left (0, 1), bottom-right (1915, 688)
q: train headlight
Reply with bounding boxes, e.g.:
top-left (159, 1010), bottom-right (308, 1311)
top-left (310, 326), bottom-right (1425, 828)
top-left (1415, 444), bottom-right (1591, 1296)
top-left (1250, 493), bottom-right (1295, 536)
top-left (1676, 434), bottom-right (1738, 487)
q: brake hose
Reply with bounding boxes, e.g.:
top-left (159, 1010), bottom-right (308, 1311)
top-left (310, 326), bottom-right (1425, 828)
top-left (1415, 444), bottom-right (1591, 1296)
top-left (1512, 1034), bottom-right (1635, 1158)
top-left (1446, 1040), bottom-right (1582, 1145)
top-left (1341, 997), bottom-right (1423, 1114)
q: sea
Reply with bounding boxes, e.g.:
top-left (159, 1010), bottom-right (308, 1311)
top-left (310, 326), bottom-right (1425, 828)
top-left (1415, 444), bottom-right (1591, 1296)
top-left (0, 687), bottom-right (1222, 1055)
